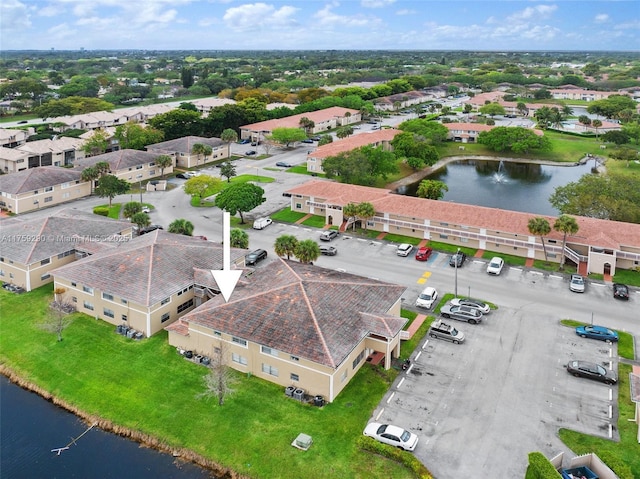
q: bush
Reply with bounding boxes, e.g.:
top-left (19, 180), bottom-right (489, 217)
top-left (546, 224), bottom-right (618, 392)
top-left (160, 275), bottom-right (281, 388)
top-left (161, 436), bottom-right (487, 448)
top-left (525, 452), bottom-right (562, 479)
top-left (357, 436), bottom-right (434, 479)
top-left (93, 206), bottom-right (109, 217)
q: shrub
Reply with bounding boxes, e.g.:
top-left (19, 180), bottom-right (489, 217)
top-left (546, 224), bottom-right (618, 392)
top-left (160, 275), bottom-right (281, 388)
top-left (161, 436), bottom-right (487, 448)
top-left (525, 452), bottom-right (562, 479)
top-left (93, 206), bottom-right (109, 216)
top-left (357, 436), bottom-right (434, 479)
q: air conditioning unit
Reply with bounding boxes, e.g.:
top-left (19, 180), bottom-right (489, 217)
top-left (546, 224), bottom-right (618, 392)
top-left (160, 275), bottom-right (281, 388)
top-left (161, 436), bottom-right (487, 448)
top-left (293, 388), bottom-right (305, 401)
top-left (285, 386), bottom-right (296, 397)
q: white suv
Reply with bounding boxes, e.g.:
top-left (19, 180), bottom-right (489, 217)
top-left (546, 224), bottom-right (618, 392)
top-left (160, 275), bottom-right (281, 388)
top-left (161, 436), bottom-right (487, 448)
top-left (396, 243), bottom-right (413, 257)
top-left (415, 286), bottom-right (438, 309)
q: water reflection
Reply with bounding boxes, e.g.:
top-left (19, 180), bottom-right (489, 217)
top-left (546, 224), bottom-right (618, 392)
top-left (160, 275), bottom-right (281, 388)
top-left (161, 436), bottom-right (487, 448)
top-left (397, 159), bottom-right (591, 216)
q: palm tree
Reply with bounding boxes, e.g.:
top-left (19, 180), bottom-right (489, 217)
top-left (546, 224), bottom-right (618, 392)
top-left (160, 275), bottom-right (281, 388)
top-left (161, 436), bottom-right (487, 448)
top-left (356, 202), bottom-right (376, 230)
top-left (578, 115), bottom-right (591, 132)
top-left (191, 143), bottom-right (211, 165)
top-left (123, 201), bottom-right (142, 219)
top-left (527, 217), bottom-right (551, 262)
top-left (516, 102), bottom-right (528, 117)
top-left (230, 228), bottom-right (249, 249)
top-left (336, 126), bottom-right (353, 139)
top-left (220, 128), bottom-right (238, 157)
top-left (294, 239), bottom-right (320, 264)
top-left (299, 117), bottom-right (315, 136)
top-left (553, 215), bottom-right (579, 270)
top-left (592, 119), bottom-right (602, 140)
top-left (94, 161), bottom-right (111, 177)
top-left (155, 154), bottom-right (173, 178)
top-left (80, 166), bottom-right (99, 194)
top-left (274, 235), bottom-right (298, 259)
top-left (168, 218), bottom-right (194, 236)
top-left (130, 212), bottom-right (151, 232)
top-left (342, 202), bottom-right (358, 230)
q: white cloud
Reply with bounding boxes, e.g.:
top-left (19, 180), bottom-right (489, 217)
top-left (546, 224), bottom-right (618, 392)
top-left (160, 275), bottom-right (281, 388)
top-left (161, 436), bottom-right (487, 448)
top-left (1, 0), bottom-right (32, 31)
top-left (223, 3), bottom-right (299, 32)
top-left (361, 0), bottom-right (395, 8)
top-left (314, 2), bottom-right (381, 27)
top-left (614, 19), bottom-right (640, 30)
top-left (594, 13), bottom-right (609, 24)
top-left (507, 4), bottom-right (557, 22)
top-left (396, 9), bottom-right (416, 16)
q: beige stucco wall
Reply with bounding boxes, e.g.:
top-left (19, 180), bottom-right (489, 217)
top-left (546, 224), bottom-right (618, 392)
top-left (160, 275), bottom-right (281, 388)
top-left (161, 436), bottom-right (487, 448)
top-left (2, 180), bottom-right (91, 215)
top-left (174, 144), bottom-right (230, 169)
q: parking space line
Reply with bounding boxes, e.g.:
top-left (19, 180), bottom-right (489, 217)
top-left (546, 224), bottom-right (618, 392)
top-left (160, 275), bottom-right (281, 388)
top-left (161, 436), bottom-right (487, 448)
top-left (530, 271), bottom-right (543, 276)
top-left (415, 351), bottom-right (422, 361)
top-left (510, 267), bottom-right (522, 272)
top-left (386, 393), bottom-right (395, 404)
top-left (398, 377), bottom-right (406, 388)
top-left (550, 275), bottom-right (563, 280)
top-left (591, 283), bottom-right (605, 287)
top-left (356, 238), bottom-right (368, 242)
top-left (371, 241), bottom-right (381, 246)
top-left (375, 408), bottom-right (384, 420)
top-left (422, 339), bottom-right (429, 349)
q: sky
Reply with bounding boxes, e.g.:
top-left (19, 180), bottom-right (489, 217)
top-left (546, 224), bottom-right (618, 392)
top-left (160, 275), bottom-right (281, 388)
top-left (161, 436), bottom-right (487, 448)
top-left (1, 0), bottom-right (639, 52)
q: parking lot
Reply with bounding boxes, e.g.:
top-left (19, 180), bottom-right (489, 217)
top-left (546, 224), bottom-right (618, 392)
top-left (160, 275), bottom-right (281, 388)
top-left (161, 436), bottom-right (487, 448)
top-left (366, 293), bottom-right (618, 478)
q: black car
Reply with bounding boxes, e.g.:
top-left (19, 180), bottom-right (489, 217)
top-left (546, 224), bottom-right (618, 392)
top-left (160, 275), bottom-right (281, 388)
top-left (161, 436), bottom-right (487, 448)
top-left (613, 283), bottom-right (629, 300)
top-left (301, 139), bottom-right (314, 144)
top-left (238, 139), bottom-right (251, 144)
top-left (175, 173), bottom-right (189, 179)
top-left (139, 225), bottom-right (163, 235)
top-left (275, 161), bottom-right (292, 168)
top-left (566, 360), bottom-right (617, 385)
top-left (245, 150), bottom-right (257, 156)
top-left (449, 252), bottom-right (467, 267)
top-left (310, 136), bottom-right (321, 141)
top-left (245, 249), bottom-right (267, 266)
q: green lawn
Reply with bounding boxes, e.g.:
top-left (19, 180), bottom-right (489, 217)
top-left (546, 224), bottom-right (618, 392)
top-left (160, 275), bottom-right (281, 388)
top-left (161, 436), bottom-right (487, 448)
top-left (0, 285), bottom-right (418, 479)
top-left (270, 208), bottom-right (308, 223)
top-left (95, 203), bottom-right (122, 219)
top-left (480, 250), bottom-right (528, 266)
top-left (189, 174), bottom-right (275, 207)
top-left (612, 269), bottom-right (640, 288)
top-left (301, 215), bottom-right (327, 228)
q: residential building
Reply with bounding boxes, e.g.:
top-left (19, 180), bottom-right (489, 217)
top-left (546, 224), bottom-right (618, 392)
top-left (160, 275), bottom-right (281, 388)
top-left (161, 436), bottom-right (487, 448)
top-left (444, 123), bottom-right (493, 143)
top-left (373, 90), bottom-right (432, 111)
top-left (52, 230), bottom-right (246, 337)
top-left (549, 89), bottom-right (627, 102)
top-left (0, 210), bottom-right (132, 291)
top-left (145, 136), bottom-right (229, 169)
top-left (73, 149), bottom-right (173, 183)
top-left (239, 107), bottom-right (361, 142)
top-left (166, 258), bottom-right (407, 403)
top-left (0, 136), bottom-right (85, 173)
top-left (0, 166), bottom-right (91, 214)
top-left (307, 129), bottom-right (399, 173)
top-left (285, 180), bottom-right (640, 275)
top-left (0, 127), bottom-right (30, 148)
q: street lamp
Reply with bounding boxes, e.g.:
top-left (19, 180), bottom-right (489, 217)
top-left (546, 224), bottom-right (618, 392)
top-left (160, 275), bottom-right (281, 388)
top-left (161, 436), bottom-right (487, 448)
top-left (454, 247), bottom-right (460, 298)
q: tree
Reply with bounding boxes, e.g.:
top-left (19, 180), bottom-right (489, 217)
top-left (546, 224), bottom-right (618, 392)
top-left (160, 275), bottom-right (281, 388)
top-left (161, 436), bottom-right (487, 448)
top-left (199, 342), bottom-right (236, 406)
top-left (130, 212), bottom-right (151, 230)
top-left (35, 97), bottom-right (114, 118)
top-left (94, 175), bottom-right (129, 207)
top-left (587, 95), bottom-right (636, 120)
top-left (517, 102), bottom-right (528, 116)
top-left (342, 202), bottom-right (358, 230)
top-left (40, 290), bottom-right (75, 342)
top-left (527, 217), bottom-right (551, 262)
top-left (268, 127), bottom-right (307, 147)
top-left (183, 175), bottom-right (221, 201)
top-left (230, 228), bottom-right (249, 249)
top-left (168, 219), bottom-right (194, 236)
top-left (214, 182), bottom-right (266, 224)
top-left (274, 235), bottom-right (298, 259)
top-left (322, 145), bottom-right (398, 186)
top-left (553, 215), bottom-right (579, 270)
top-left (623, 122), bottom-right (640, 145)
top-left (94, 161), bottom-right (111, 177)
top-left (294, 239), bottom-right (320, 264)
top-left (81, 129), bottom-right (109, 156)
top-left (58, 75), bottom-right (100, 98)
top-left (114, 122), bottom-right (164, 150)
top-left (336, 126), bottom-right (354, 139)
top-left (355, 202), bottom-right (375, 230)
top-left (463, 103), bottom-right (473, 115)
top-left (318, 135), bottom-right (333, 146)
top-left (181, 68), bottom-right (194, 89)
top-left (220, 128), bottom-right (238, 148)
top-left (602, 130), bottom-right (630, 146)
top-left (219, 161), bottom-right (237, 183)
top-left (578, 115), bottom-right (591, 131)
top-left (149, 109), bottom-right (203, 141)
top-left (123, 201), bottom-right (142, 218)
top-left (81, 167), bottom-right (99, 194)
top-left (591, 119), bottom-right (602, 139)
top-left (416, 180), bottom-right (448, 200)
top-left (155, 154), bottom-right (173, 178)
top-left (299, 117), bottom-right (315, 135)
top-left (477, 127), bottom-right (551, 154)
top-left (192, 143), bottom-right (213, 165)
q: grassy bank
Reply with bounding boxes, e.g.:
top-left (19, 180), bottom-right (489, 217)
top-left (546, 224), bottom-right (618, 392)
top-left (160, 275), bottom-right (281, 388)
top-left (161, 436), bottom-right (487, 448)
top-left (0, 285), bottom-right (417, 479)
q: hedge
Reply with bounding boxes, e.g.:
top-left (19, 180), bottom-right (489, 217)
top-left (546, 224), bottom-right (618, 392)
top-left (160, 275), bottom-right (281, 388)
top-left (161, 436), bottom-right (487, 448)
top-left (357, 436), bottom-right (434, 479)
top-left (93, 206), bottom-right (109, 216)
top-left (525, 452), bottom-right (562, 479)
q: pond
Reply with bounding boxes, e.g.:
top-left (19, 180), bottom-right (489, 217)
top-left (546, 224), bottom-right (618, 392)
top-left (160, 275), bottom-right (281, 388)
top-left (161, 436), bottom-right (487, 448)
top-left (395, 159), bottom-right (594, 216)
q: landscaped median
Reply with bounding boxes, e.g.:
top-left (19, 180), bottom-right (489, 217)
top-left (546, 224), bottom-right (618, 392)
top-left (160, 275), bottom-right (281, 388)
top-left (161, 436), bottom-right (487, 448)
top-left (0, 285), bottom-right (431, 479)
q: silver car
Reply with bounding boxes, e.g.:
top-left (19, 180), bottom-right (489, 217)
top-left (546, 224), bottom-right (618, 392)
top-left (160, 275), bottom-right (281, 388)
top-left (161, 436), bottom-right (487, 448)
top-left (440, 304), bottom-right (483, 324)
top-left (569, 274), bottom-right (585, 293)
top-left (449, 297), bottom-right (490, 314)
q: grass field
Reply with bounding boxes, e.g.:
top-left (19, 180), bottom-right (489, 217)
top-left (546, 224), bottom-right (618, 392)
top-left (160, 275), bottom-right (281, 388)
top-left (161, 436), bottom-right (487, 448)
top-left (188, 174), bottom-right (275, 207)
top-left (0, 285), bottom-right (418, 479)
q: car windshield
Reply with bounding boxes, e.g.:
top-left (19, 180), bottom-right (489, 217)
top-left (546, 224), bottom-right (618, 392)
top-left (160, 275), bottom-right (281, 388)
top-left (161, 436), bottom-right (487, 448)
top-left (572, 277), bottom-right (584, 284)
top-left (451, 328), bottom-right (458, 335)
top-left (596, 364), bottom-right (607, 375)
top-left (400, 430), bottom-right (411, 442)
top-left (490, 261), bottom-right (500, 267)
top-left (420, 292), bottom-right (433, 300)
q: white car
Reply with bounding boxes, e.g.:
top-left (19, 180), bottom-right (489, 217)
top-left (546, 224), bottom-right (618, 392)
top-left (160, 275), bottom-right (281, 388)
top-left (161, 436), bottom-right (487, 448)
top-left (486, 257), bottom-right (504, 275)
top-left (415, 286), bottom-right (438, 309)
top-left (396, 243), bottom-right (413, 257)
top-left (449, 297), bottom-right (490, 314)
top-left (363, 422), bottom-right (419, 452)
top-left (252, 217), bottom-right (272, 230)
top-left (141, 206), bottom-right (151, 214)
top-left (569, 274), bottom-right (585, 293)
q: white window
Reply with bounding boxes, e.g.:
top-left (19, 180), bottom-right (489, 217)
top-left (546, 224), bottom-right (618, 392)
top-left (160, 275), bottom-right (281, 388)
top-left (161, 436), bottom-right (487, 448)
top-left (232, 353), bottom-right (247, 365)
top-left (83, 285), bottom-right (94, 294)
top-left (104, 308), bottom-right (114, 318)
top-left (232, 336), bottom-right (247, 347)
top-left (102, 292), bottom-right (114, 301)
top-left (262, 364), bottom-right (278, 377)
top-left (84, 301), bottom-right (94, 311)
top-left (261, 346), bottom-right (278, 357)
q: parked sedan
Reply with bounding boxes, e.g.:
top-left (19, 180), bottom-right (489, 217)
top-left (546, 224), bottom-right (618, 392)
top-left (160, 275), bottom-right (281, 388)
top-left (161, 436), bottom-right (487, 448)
top-left (245, 150), bottom-right (257, 156)
top-left (569, 274), bottom-right (585, 293)
top-left (319, 230), bottom-right (339, 242)
top-left (363, 422), bottom-right (419, 452)
top-left (275, 161), bottom-right (292, 168)
top-left (575, 325), bottom-right (619, 343)
top-left (245, 249), bottom-right (268, 266)
top-left (396, 243), bottom-right (413, 257)
top-left (566, 360), bottom-right (617, 385)
top-left (449, 252), bottom-right (467, 267)
top-left (613, 283), bottom-right (629, 300)
top-left (440, 304), bottom-right (483, 324)
top-left (319, 245), bottom-right (337, 256)
top-left (449, 297), bottom-right (490, 314)
top-left (301, 139), bottom-right (314, 144)
top-left (415, 246), bottom-right (433, 261)
top-left (486, 257), bottom-right (504, 275)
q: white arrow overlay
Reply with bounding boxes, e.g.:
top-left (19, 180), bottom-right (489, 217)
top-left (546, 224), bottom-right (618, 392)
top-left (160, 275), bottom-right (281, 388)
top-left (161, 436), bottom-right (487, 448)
top-left (211, 211), bottom-right (242, 302)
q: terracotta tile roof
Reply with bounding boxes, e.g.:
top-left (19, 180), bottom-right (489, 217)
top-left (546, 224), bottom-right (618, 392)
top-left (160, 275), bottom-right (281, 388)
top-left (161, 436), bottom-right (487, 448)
top-left (285, 180), bottom-right (640, 248)
top-left (0, 166), bottom-right (84, 194)
top-left (309, 129), bottom-right (399, 159)
top-left (169, 259), bottom-right (407, 369)
top-left (240, 106), bottom-right (359, 132)
top-left (73, 149), bottom-right (158, 172)
top-left (445, 123), bottom-right (493, 133)
top-left (0, 211), bottom-right (132, 264)
top-left (52, 230), bottom-right (246, 306)
top-left (145, 136), bottom-right (224, 154)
